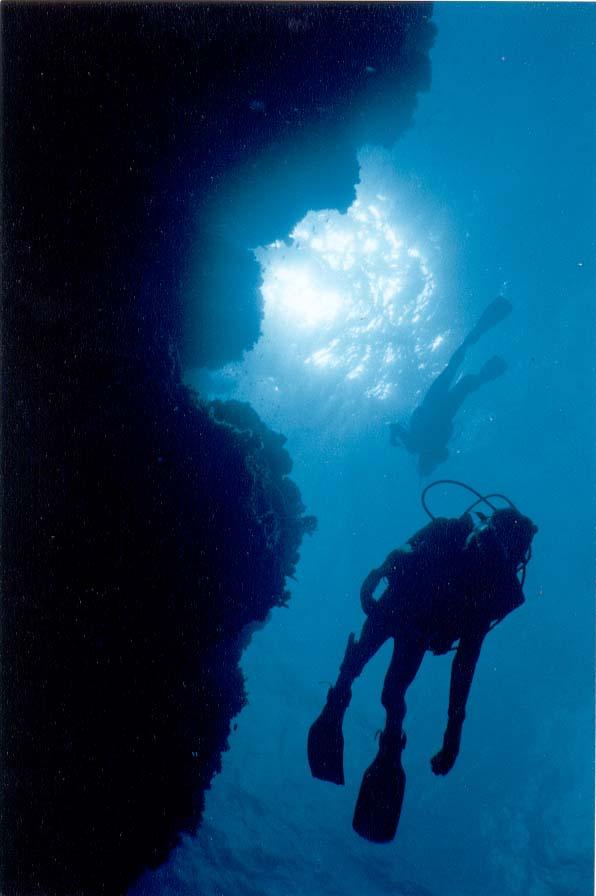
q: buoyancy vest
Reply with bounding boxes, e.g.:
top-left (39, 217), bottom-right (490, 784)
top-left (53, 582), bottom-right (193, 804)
top-left (383, 514), bottom-right (524, 654)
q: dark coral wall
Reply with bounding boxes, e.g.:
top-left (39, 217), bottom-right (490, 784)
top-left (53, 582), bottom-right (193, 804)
top-left (1, 4), bottom-right (434, 894)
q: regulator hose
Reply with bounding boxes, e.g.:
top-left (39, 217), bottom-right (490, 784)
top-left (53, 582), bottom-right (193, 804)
top-left (421, 479), bottom-right (516, 521)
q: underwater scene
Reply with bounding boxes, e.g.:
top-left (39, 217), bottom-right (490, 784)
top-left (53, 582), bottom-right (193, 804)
top-left (134, 5), bottom-right (595, 894)
top-left (2, 3), bottom-right (594, 896)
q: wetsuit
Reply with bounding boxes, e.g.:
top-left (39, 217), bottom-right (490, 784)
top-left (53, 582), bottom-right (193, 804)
top-left (333, 514), bottom-right (524, 773)
top-left (308, 502), bottom-right (536, 842)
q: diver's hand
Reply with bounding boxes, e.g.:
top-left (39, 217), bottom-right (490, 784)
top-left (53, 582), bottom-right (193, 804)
top-left (430, 745), bottom-right (458, 775)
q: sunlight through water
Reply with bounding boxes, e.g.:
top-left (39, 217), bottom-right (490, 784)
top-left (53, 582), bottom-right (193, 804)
top-left (208, 152), bottom-right (450, 432)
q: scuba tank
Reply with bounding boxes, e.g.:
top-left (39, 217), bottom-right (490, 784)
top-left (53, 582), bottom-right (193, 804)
top-left (361, 481), bottom-right (538, 653)
top-left (421, 479), bottom-right (538, 586)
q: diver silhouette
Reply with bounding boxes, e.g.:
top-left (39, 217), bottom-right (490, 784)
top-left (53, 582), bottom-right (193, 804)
top-left (307, 482), bottom-right (537, 843)
top-left (390, 297), bottom-right (512, 475)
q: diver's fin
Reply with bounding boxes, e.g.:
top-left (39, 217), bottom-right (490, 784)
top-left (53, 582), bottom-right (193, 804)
top-left (464, 297), bottom-right (512, 347)
top-left (307, 687), bottom-right (349, 786)
top-left (352, 732), bottom-right (406, 843)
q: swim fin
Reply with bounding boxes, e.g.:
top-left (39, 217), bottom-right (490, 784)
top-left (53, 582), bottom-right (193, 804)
top-left (464, 296), bottom-right (512, 347)
top-left (352, 731), bottom-right (406, 843)
top-left (307, 686), bottom-right (350, 786)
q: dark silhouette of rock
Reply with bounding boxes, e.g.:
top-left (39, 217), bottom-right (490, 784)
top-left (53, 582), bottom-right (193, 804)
top-left (2, 3), bottom-right (434, 893)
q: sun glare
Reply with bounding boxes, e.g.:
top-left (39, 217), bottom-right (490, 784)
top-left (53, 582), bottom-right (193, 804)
top-left (262, 265), bottom-right (343, 328)
top-left (254, 188), bottom-right (440, 403)
top-left (212, 155), bottom-right (447, 427)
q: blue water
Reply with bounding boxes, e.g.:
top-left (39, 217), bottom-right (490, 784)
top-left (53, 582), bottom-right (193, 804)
top-left (132, 6), bottom-right (594, 894)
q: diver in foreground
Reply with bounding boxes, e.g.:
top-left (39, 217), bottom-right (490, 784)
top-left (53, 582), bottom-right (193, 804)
top-left (307, 481), bottom-right (537, 843)
top-left (390, 297), bottom-right (512, 475)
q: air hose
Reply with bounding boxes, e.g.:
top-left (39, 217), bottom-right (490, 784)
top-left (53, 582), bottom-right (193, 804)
top-left (421, 479), bottom-right (516, 521)
top-left (421, 478), bottom-right (531, 588)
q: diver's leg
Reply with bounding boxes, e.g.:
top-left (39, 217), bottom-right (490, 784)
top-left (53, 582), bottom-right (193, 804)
top-left (326, 611), bottom-right (392, 721)
top-left (422, 341), bottom-right (468, 406)
top-left (444, 373), bottom-right (482, 417)
top-left (423, 297), bottom-right (510, 410)
top-left (353, 637), bottom-right (425, 842)
top-left (381, 637), bottom-right (426, 742)
top-left (308, 611), bottom-right (391, 785)
top-left (335, 612), bottom-right (392, 694)
top-left (446, 356), bottom-right (507, 416)
top-left (405, 340), bottom-right (468, 455)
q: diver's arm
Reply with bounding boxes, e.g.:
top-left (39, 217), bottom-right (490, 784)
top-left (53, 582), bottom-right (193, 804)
top-left (360, 562), bottom-right (391, 615)
top-left (359, 549), bottom-right (405, 615)
top-left (431, 630), bottom-right (485, 775)
top-left (360, 568), bottom-right (382, 615)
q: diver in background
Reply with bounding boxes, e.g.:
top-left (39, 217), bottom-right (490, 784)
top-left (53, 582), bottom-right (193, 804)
top-left (307, 487), bottom-right (537, 843)
top-left (390, 297), bottom-right (512, 475)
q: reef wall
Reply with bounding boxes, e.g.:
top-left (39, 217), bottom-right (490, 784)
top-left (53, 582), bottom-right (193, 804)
top-left (1, 4), bottom-right (434, 893)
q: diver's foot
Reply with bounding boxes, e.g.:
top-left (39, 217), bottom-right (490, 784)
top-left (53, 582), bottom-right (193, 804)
top-left (352, 730), bottom-right (407, 843)
top-left (479, 355), bottom-right (507, 382)
top-left (307, 685), bottom-right (350, 786)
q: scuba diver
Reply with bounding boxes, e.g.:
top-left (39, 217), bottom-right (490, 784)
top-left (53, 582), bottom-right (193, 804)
top-left (390, 297), bottom-right (513, 475)
top-left (307, 481), bottom-right (538, 843)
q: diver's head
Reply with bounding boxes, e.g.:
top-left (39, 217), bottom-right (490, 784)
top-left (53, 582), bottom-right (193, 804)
top-left (418, 447), bottom-right (449, 476)
top-left (486, 507), bottom-right (538, 567)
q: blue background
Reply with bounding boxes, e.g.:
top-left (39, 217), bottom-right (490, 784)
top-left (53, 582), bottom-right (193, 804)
top-left (132, 5), bottom-right (595, 894)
